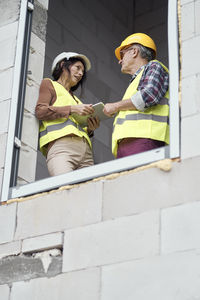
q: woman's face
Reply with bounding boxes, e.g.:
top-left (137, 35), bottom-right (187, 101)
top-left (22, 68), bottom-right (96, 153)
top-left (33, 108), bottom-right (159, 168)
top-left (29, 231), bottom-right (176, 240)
top-left (67, 61), bottom-right (85, 87)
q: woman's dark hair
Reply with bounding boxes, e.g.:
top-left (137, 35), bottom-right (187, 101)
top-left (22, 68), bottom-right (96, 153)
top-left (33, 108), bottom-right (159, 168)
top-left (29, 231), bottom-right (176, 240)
top-left (52, 57), bottom-right (87, 92)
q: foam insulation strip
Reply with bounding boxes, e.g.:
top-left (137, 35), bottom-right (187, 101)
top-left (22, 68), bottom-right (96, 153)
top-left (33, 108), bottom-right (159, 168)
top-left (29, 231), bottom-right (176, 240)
top-left (5, 158), bottom-right (180, 205)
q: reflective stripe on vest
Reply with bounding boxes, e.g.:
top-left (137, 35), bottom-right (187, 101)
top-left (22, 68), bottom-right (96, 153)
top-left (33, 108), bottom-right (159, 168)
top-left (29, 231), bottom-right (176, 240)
top-left (39, 118), bottom-right (85, 138)
top-left (115, 112), bottom-right (169, 126)
top-left (112, 60), bottom-right (169, 157)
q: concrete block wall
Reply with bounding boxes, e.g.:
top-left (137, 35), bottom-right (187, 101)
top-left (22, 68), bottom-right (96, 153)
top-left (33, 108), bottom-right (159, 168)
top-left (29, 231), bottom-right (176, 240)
top-left (134, 0), bottom-right (169, 65)
top-left (18, 0), bottom-right (48, 185)
top-left (181, 0), bottom-right (200, 159)
top-left (0, 0), bottom-right (20, 195)
top-left (2, 1), bottom-right (200, 298)
top-left (0, 0), bottom-right (48, 193)
top-left (1, 156), bottom-right (200, 299)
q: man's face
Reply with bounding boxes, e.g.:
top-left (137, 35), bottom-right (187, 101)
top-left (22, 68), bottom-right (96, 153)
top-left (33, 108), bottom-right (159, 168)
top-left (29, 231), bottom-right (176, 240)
top-left (119, 45), bottom-right (135, 74)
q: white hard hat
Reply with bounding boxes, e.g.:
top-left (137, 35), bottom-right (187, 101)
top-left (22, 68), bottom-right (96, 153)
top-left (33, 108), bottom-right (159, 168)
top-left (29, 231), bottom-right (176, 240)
top-left (51, 52), bottom-right (91, 74)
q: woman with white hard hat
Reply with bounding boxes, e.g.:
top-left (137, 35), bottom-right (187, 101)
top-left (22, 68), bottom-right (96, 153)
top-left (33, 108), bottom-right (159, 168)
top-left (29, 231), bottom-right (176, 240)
top-left (35, 52), bottom-right (99, 176)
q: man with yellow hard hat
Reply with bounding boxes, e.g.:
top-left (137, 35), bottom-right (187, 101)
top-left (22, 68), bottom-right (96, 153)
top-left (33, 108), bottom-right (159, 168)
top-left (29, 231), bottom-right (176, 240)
top-left (103, 33), bottom-right (169, 158)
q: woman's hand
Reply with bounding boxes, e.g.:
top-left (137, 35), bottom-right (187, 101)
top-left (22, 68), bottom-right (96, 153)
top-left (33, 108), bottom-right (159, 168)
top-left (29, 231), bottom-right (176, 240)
top-left (71, 104), bottom-right (94, 116)
top-left (87, 116), bottom-right (100, 132)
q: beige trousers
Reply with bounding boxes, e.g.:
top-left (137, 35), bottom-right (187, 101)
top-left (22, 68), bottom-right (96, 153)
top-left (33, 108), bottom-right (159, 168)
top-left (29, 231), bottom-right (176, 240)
top-left (46, 136), bottom-right (94, 176)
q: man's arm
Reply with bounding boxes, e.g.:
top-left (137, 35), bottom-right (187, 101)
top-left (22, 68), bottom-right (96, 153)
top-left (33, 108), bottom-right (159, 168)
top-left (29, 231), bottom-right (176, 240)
top-left (103, 61), bottom-right (169, 117)
top-left (103, 99), bottom-right (136, 117)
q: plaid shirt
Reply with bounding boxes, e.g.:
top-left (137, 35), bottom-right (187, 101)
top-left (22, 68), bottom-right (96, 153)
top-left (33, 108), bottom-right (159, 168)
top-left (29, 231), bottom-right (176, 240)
top-left (131, 60), bottom-right (169, 108)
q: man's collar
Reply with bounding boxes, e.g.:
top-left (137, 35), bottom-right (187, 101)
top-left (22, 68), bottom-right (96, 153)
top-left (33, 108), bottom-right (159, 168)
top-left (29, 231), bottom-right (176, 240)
top-left (130, 65), bottom-right (145, 82)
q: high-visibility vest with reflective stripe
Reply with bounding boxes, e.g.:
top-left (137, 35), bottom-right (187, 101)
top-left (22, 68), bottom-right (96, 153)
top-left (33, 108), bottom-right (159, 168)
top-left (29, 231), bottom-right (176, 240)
top-left (39, 79), bottom-right (91, 156)
top-left (112, 60), bottom-right (169, 157)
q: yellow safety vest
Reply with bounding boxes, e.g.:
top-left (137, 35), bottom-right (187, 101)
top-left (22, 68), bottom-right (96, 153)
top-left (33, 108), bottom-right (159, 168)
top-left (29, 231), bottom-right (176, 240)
top-left (39, 79), bottom-right (92, 156)
top-left (112, 60), bottom-right (169, 157)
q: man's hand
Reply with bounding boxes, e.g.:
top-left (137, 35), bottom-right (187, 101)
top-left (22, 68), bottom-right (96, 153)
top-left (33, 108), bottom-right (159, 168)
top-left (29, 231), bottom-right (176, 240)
top-left (103, 99), bottom-right (137, 117)
top-left (103, 103), bottom-right (119, 117)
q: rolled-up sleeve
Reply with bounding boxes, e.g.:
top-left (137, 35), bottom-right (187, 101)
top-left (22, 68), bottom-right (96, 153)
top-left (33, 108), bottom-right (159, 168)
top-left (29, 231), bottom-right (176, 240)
top-left (140, 61), bottom-right (169, 108)
top-left (130, 91), bottom-right (145, 111)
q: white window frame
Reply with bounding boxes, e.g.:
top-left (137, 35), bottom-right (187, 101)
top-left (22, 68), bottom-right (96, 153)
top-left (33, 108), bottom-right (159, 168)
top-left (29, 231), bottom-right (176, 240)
top-left (1, 0), bottom-right (180, 202)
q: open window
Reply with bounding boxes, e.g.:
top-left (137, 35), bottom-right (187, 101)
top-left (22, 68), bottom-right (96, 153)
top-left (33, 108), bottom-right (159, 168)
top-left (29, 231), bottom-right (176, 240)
top-left (1, 0), bottom-right (180, 201)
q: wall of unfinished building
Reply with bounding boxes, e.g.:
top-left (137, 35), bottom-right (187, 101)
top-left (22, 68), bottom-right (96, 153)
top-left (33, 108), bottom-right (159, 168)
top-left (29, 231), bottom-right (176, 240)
top-left (0, 0), bottom-right (48, 194)
top-left (0, 0), bottom-right (20, 195)
top-left (1, 0), bottom-right (200, 299)
top-left (18, 0), bottom-right (48, 186)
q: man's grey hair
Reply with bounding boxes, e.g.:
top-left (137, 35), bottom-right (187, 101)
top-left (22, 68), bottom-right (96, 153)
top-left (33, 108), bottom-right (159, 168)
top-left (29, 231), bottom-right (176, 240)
top-left (133, 43), bottom-right (156, 61)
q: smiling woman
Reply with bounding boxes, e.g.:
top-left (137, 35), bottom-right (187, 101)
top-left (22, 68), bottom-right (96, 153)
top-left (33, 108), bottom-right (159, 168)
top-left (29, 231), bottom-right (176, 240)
top-left (35, 52), bottom-right (100, 176)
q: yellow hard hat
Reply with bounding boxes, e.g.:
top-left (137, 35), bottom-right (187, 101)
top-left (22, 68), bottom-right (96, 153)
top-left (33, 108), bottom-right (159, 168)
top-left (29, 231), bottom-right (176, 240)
top-left (115, 33), bottom-right (157, 60)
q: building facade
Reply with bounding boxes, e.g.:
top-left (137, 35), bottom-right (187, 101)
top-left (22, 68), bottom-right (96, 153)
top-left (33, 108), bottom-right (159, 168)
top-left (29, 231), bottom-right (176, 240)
top-left (0, 0), bottom-right (200, 299)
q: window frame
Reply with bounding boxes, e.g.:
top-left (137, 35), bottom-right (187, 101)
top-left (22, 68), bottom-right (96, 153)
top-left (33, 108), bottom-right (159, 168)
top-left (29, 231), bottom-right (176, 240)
top-left (1, 0), bottom-right (180, 202)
